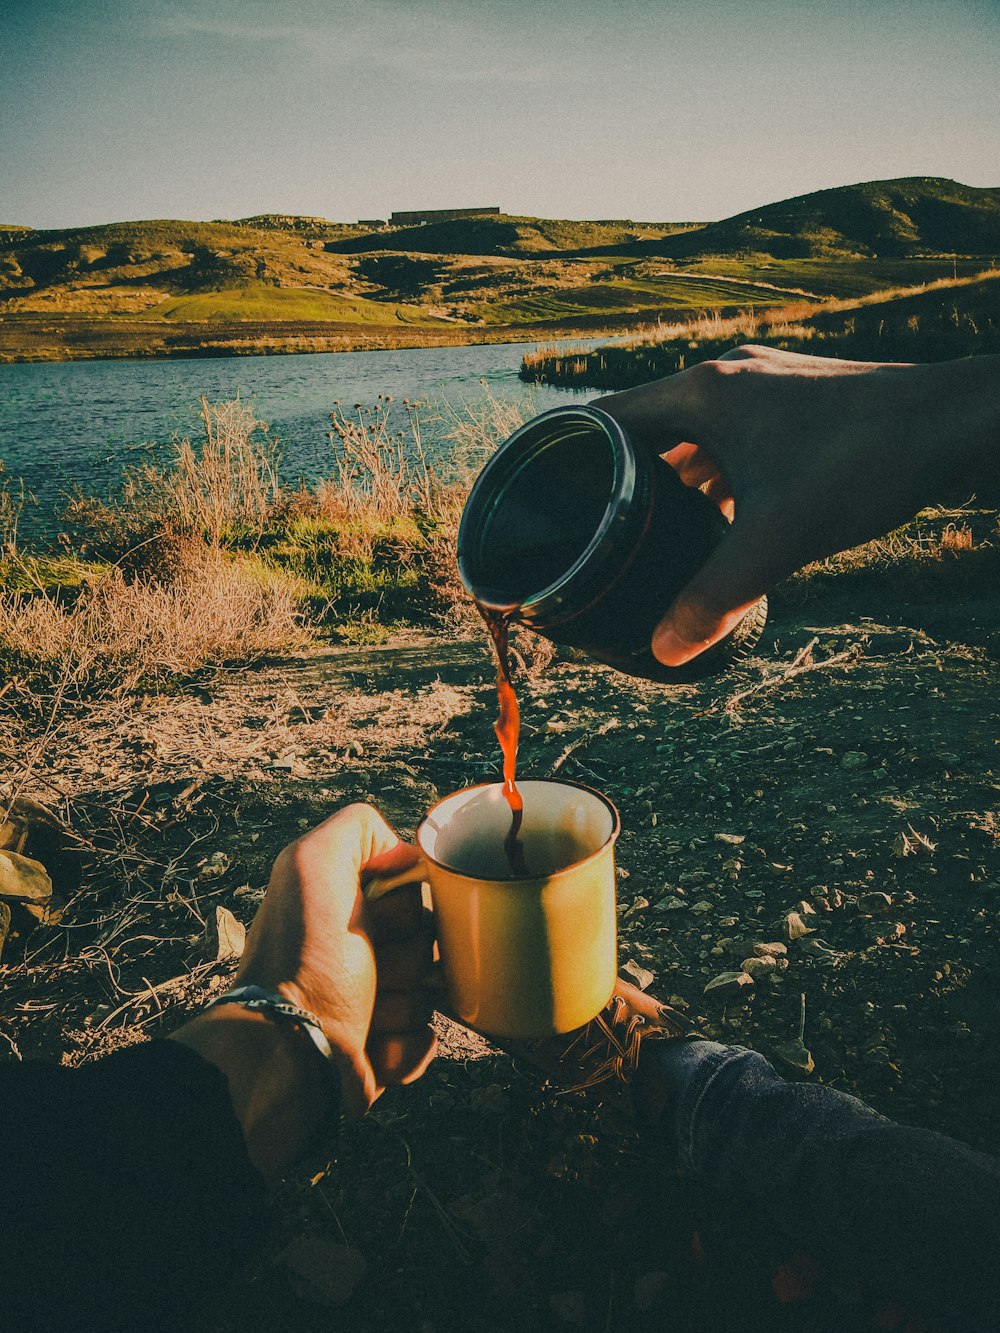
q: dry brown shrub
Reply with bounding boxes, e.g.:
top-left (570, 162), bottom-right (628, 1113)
top-left (328, 398), bottom-right (437, 523)
top-left (115, 528), bottom-right (208, 585)
top-left (0, 548), bottom-right (302, 695)
top-left (171, 397), bottom-right (281, 545)
top-left (939, 524), bottom-right (974, 554)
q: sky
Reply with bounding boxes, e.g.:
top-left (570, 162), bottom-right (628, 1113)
top-left (2, 0), bottom-right (999, 230)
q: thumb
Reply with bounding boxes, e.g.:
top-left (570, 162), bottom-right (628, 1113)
top-left (651, 519), bottom-right (777, 666)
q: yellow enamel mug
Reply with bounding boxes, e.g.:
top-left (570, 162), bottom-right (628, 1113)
top-left (368, 779), bottom-right (620, 1039)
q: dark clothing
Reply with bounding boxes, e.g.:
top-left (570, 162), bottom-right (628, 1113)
top-left (4, 1037), bottom-right (999, 1332)
top-left (655, 1039), bottom-right (1000, 1332)
top-left (2, 1041), bottom-right (265, 1333)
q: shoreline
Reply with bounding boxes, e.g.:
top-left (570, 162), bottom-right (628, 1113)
top-left (0, 309), bottom-right (678, 367)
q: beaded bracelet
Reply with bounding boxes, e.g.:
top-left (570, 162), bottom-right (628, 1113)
top-left (205, 984), bottom-right (335, 1063)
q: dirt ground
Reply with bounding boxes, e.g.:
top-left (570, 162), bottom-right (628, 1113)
top-left (2, 569), bottom-right (998, 1331)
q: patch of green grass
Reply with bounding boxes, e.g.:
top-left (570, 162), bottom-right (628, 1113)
top-left (663, 257), bottom-right (991, 298)
top-left (141, 282), bottom-right (441, 325)
top-left (253, 512), bottom-right (436, 621)
top-left (333, 612), bottom-right (407, 646)
top-left (478, 275), bottom-right (788, 325)
top-left (0, 553), bottom-right (109, 596)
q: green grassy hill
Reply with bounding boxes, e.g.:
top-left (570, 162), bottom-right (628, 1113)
top-left (2, 179), bottom-right (998, 362)
top-left (324, 214), bottom-right (696, 257)
top-left (632, 178), bottom-right (1000, 261)
top-left (139, 282), bottom-right (437, 325)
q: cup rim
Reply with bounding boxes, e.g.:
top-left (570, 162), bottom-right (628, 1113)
top-left (416, 776), bottom-right (620, 885)
top-left (456, 404), bottom-right (638, 621)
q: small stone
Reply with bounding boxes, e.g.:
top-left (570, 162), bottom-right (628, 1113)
top-left (631, 895), bottom-right (650, 912)
top-left (704, 971), bottom-right (755, 1000)
top-left (655, 898), bottom-right (686, 913)
top-left (0, 850), bottom-right (52, 903)
top-left (858, 891), bottom-right (893, 915)
top-left (690, 900), bottom-right (713, 915)
top-left (841, 751), bottom-right (869, 770)
top-left (773, 1038), bottom-right (815, 1076)
top-left (798, 937), bottom-right (841, 964)
top-left (864, 920), bottom-right (907, 945)
top-left (784, 911), bottom-right (816, 941)
top-left (741, 959), bottom-right (778, 981)
top-left (753, 941), bottom-right (788, 958)
top-left (742, 955), bottom-right (776, 977)
top-left (713, 833), bottom-right (745, 845)
top-left (797, 900), bottom-right (818, 916)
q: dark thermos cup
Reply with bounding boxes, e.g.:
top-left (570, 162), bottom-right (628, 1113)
top-left (456, 405), bottom-right (766, 684)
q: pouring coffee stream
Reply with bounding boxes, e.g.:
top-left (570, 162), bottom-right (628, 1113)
top-left (478, 604), bottom-right (528, 877)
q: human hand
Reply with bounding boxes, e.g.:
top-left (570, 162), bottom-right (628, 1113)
top-left (596, 346), bottom-right (993, 666)
top-left (236, 804), bottom-right (437, 1118)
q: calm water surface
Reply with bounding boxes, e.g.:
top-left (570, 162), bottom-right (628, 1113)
top-left (0, 340), bottom-right (597, 540)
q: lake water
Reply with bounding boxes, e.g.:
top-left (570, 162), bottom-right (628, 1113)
top-left (0, 340), bottom-right (598, 542)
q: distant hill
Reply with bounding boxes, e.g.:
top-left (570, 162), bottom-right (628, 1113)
top-left (638, 178), bottom-right (1000, 260)
top-left (324, 214), bottom-right (693, 257)
top-left (1, 179), bottom-right (998, 362)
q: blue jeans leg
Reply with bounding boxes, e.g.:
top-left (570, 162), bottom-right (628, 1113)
top-left (646, 1040), bottom-right (1000, 1330)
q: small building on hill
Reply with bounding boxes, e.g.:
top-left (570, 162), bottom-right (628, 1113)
top-left (389, 207), bottom-right (500, 227)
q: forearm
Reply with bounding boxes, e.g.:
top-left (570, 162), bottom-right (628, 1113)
top-left (2, 1041), bottom-right (268, 1332)
top-left (898, 353), bottom-right (1000, 503)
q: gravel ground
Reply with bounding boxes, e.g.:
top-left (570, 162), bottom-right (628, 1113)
top-left (2, 581), bottom-right (998, 1331)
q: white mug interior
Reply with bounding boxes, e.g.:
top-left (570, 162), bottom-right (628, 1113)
top-left (418, 779), bottom-right (616, 880)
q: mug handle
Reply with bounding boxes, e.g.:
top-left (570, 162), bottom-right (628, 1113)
top-left (362, 858), bottom-right (429, 903)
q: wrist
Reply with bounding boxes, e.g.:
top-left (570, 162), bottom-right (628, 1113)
top-left (170, 1006), bottom-right (339, 1180)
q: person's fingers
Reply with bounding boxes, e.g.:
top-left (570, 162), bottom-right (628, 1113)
top-left (704, 476), bottom-right (735, 518)
top-left (662, 442), bottom-right (720, 487)
top-left (650, 514), bottom-right (786, 665)
top-left (368, 1026), bottom-right (437, 1086)
top-left (370, 986), bottom-right (436, 1033)
top-left (363, 880), bottom-right (425, 945)
top-left (361, 838), bottom-right (422, 888)
top-left (371, 912), bottom-right (436, 987)
top-left (288, 803), bottom-right (405, 892)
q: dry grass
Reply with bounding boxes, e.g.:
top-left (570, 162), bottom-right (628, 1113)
top-left (520, 268), bottom-right (1000, 385)
top-left (172, 397), bottom-right (281, 545)
top-left (65, 395), bottom-right (282, 552)
top-left (0, 463), bottom-right (32, 555)
top-left (327, 397), bottom-right (437, 519)
top-left (0, 387), bottom-right (525, 696)
top-left (0, 549), bottom-right (302, 696)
